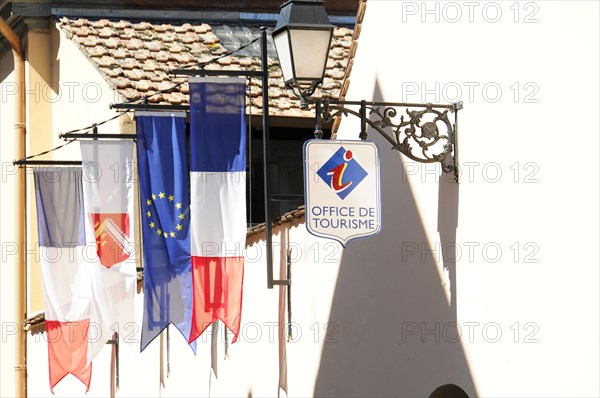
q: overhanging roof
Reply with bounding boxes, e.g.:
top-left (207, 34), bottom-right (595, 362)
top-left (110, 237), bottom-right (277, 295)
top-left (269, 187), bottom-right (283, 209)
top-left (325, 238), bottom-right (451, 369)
top-left (58, 16), bottom-right (353, 117)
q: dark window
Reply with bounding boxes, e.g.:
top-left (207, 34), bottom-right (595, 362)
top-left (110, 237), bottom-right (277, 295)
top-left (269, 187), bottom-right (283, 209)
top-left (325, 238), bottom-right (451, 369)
top-left (247, 125), bottom-right (331, 225)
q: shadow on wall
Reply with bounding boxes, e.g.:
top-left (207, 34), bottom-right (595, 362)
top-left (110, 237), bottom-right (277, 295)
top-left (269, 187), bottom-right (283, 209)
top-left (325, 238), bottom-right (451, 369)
top-left (313, 80), bottom-right (475, 397)
top-left (0, 49), bottom-right (14, 82)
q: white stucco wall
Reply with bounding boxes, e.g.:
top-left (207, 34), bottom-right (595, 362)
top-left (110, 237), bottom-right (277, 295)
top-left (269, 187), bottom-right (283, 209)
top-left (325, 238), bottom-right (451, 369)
top-left (332, 1), bottom-right (599, 397)
top-left (47, 21), bottom-right (125, 157)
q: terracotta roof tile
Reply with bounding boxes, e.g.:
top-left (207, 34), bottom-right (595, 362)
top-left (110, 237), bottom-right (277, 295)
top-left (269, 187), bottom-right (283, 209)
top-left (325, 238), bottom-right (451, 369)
top-left (112, 20), bottom-right (131, 30)
top-left (101, 66), bottom-right (123, 78)
top-left (98, 27), bottom-right (117, 38)
top-left (90, 19), bottom-right (111, 29)
top-left (158, 32), bottom-right (178, 43)
top-left (79, 35), bottom-right (99, 47)
top-left (58, 17), bottom-right (354, 117)
top-left (146, 70), bottom-right (168, 82)
top-left (118, 28), bottom-right (137, 39)
top-left (113, 76), bottom-right (132, 89)
top-left (174, 23), bottom-right (193, 33)
top-left (132, 49), bottom-right (151, 61)
top-left (138, 29), bottom-right (159, 41)
top-left (126, 38), bottom-right (144, 50)
top-left (118, 58), bottom-right (138, 70)
top-left (140, 59), bottom-right (159, 71)
top-left (180, 82), bottom-right (189, 94)
top-left (172, 52), bottom-right (195, 64)
top-left (143, 40), bottom-right (165, 52)
top-left (112, 48), bottom-right (128, 59)
top-left (193, 23), bottom-right (211, 34)
top-left (122, 69), bottom-right (146, 81)
top-left (134, 80), bottom-right (155, 92)
top-left (147, 93), bottom-right (164, 103)
top-left (121, 88), bottom-right (141, 100)
top-left (69, 18), bottom-right (88, 27)
top-left (326, 69), bottom-right (346, 80)
top-left (178, 32), bottom-right (200, 44)
top-left (132, 22), bottom-right (153, 30)
top-left (88, 45), bottom-right (108, 57)
top-left (165, 42), bottom-right (187, 54)
top-left (96, 55), bottom-right (116, 68)
top-left (330, 47), bottom-right (348, 60)
top-left (333, 27), bottom-right (352, 38)
top-left (103, 38), bottom-right (120, 49)
top-left (154, 81), bottom-right (174, 91)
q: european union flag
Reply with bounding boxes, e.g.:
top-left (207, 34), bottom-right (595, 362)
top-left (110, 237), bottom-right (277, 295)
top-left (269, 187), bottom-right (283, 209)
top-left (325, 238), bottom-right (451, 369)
top-left (136, 112), bottom-right (195, 352)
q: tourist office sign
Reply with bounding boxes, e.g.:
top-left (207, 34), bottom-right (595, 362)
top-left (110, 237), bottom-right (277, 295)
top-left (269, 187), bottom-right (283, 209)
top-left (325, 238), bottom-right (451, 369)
top-left (303, 140), bottom-right (381, 247)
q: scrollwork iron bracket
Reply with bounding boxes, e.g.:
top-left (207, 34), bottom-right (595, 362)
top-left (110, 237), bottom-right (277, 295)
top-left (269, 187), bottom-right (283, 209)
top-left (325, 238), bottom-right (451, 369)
top-left (314, 99), bottom-right (462, 182)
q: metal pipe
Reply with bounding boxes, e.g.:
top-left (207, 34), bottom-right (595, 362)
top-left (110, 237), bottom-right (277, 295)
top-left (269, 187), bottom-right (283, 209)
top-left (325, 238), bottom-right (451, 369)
top-left (260, 27), bottom-right (275, 289)
top-left (319, 99), bottom-right (453, 109)
top-left (453, 108), bottom-right (459, 182)
top-left (169, 69), bottom-right (263, 77)
top-left (314, 100), bottom-right (323, 139)
top-left (0, 15), bottom-right (27, 398)
top-left (110, 103), bottom-right (189, 111)
top-left (359, 100), bottom-right (367, 140)
top-left (271, 194), bottom-right (304, 202)
top-left (13, 160), bottom-right (82, 166)
top-left (59, 133), bottom-right (137, 140)
top-left (286, 248), bottom-right (292, 339)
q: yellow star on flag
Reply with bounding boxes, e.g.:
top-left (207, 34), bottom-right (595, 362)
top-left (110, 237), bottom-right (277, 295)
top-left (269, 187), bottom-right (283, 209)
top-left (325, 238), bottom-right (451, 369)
top-left (159, 192), bottom-right (165, 199)
top-left (170, 232), bottom-right (175, 238)
top-left (163, 232), bottom-right (168, 238)
top-left (168, 195), bottom-right (174, 201)
top-left (152, 194), bottom-right (157, 200)
top-left (176, 224), bottom-right (182, 231)
top-left (146, 199), bottom-right (152, 206)
top-left (175, 202), bottom-right (182, 209)
top-left (179, 213), bottom-right (185, 220)
top-left (149, 222), bottom-right (155, 228)
top-left (156, 229), bottom-right (162, 235)
top-left (146, 211), bottom-right (151, 217)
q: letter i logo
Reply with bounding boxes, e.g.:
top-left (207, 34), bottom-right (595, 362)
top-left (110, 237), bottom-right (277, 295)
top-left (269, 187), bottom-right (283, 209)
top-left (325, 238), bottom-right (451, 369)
top-left (327, 150), bottom-right (353, 193)
top-left (318, 147), bottom-right (367, 200)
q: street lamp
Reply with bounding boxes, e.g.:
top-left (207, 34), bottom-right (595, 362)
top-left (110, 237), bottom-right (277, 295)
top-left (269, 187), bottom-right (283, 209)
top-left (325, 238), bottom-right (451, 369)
top-left (272, 0), bottom-right (334, 108)
top-left (271, 1), bottom-right (460, 180)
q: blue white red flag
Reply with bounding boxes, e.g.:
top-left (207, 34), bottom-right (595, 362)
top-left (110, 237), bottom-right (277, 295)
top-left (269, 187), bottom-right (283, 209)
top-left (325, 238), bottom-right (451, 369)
top-left (34, 166), bottom-right (92, 393)
top-left (188, 77), bottom-right (247, 344)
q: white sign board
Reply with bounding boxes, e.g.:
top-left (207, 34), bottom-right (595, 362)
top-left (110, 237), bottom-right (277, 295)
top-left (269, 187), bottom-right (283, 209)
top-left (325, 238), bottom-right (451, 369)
top-left (303, 140), bottom-right (381, 247)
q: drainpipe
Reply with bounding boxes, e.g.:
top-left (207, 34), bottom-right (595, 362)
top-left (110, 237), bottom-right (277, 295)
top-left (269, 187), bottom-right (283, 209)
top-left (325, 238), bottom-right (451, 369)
top-left (0, 16), bottom-right (27, 398)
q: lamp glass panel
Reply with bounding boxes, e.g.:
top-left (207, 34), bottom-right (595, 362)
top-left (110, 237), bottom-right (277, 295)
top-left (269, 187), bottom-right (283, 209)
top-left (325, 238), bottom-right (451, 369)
top-left (289, 28), bottom-right (331, 80)
top-left (273, 30), bottom-right (294, 84)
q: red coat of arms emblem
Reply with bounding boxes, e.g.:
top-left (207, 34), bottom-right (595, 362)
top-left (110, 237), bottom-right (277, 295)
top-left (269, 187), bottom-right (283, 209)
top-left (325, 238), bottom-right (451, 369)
top-left (91, 213), bottom-right (131, 268)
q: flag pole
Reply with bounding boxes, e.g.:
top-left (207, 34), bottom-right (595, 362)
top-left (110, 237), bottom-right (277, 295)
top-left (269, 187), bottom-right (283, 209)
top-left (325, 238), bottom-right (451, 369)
top-left (260, 27), bottom-right (275, 289)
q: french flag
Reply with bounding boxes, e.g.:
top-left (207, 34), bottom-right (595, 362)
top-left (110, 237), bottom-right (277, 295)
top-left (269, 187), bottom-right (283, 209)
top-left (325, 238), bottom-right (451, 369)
top-left (188, 78), bottom-right (247, 344)
top-left (34, 167), bottom-right (92, 393)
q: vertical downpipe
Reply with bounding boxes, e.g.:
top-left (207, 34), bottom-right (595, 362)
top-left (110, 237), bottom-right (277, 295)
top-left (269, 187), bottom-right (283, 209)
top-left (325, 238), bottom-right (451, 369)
top-left (0, 16), bottom-right (27, 398)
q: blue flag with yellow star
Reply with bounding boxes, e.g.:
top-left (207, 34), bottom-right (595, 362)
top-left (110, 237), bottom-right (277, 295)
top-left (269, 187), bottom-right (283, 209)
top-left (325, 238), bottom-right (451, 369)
top-left (136, 112), bottom-right (195, 352)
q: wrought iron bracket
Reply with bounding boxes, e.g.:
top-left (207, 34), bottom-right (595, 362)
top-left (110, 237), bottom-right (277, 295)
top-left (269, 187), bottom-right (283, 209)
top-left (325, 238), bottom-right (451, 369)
top-left (314, 99), bottom-right (462, 182)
